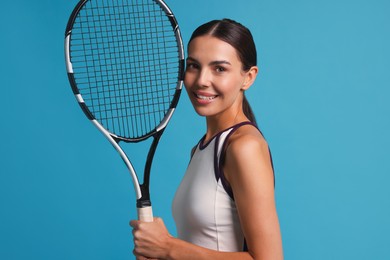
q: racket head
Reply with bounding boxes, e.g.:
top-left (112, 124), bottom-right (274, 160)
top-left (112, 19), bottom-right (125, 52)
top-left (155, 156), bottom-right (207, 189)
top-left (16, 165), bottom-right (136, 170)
top-left (65, 0), bottom-right (184, 142)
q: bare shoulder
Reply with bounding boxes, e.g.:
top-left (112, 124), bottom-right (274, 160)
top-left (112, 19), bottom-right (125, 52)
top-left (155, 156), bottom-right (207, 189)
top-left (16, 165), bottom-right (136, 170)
top-left (226, 124), bottom-right (269, 158)
top-left (224, 124), bottom-right (273, 183)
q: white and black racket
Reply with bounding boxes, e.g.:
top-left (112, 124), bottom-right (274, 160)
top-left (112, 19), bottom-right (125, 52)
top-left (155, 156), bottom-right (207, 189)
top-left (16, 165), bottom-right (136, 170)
top-left (64, 0), bottom-right (184, 222)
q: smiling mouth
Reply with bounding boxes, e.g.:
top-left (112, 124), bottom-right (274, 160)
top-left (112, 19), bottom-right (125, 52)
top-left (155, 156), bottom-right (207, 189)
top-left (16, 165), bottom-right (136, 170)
top-left (195, 93), bottom-right (218, 101)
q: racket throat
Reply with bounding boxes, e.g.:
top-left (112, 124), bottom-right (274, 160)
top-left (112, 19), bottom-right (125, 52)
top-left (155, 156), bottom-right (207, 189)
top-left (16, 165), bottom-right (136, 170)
top-left (137, 131), bottom-right (164, 208)
top-left (137, 184), bottom-right (152, 208)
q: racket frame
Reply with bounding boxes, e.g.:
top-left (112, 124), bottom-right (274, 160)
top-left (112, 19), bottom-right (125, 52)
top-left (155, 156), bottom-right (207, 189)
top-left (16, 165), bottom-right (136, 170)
top-left (64, 0), bottom-right (184, 221)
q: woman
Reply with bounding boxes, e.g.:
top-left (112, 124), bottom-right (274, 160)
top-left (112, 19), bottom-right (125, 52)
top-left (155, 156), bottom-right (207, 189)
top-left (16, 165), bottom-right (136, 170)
top-left (130, 19), bottom-right (283, 260)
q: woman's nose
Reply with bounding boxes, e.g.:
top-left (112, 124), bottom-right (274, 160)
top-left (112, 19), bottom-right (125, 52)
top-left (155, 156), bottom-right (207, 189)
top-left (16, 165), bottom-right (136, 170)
top-left (196, 69), bottom-right (212, 88)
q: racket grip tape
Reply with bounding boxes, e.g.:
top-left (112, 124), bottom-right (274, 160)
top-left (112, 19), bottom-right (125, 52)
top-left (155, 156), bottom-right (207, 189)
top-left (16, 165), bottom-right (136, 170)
top-left (137, 206), bottom-right (153, 222)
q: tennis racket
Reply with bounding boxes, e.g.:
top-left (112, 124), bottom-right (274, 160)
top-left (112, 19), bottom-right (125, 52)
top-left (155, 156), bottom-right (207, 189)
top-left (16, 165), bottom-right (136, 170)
top-left (64, 0), bottom-right (184, 222)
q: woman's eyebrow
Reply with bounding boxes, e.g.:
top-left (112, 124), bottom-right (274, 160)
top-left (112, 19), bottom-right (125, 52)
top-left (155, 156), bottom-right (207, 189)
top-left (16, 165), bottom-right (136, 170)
top-left (186, 57), bottom-right (231, 66)
top-left (209, 60), bottom-right (231, 66)
top-left (186, 57), bottom-right (198, 63)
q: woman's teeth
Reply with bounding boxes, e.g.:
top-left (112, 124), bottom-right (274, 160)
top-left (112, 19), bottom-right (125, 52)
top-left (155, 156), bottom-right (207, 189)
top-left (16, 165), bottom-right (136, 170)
top-left (196, 94), bottom-right (217, 100)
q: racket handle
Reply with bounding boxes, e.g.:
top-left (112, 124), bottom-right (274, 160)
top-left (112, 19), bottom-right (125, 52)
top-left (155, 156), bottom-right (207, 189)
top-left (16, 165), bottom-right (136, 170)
top-left (137, 206), bottom-right (153, 222)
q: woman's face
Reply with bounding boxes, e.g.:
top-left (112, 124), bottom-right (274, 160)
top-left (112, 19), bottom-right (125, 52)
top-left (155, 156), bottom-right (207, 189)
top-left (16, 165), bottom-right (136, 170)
top-left (184, 35), bottom-right (249, 118)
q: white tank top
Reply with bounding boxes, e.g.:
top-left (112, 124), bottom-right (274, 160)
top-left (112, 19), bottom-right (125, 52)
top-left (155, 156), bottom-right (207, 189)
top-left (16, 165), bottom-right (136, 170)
top-left (172, 122), bottom-right (255, 252)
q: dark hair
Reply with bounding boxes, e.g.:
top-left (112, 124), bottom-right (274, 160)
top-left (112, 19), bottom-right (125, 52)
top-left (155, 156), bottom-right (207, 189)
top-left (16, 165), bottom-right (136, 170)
top-left (188, 19), bottom-right (258, 126)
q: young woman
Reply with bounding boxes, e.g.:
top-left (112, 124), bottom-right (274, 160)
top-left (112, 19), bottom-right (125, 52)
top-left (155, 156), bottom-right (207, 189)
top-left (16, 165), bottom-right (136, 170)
top-left (130, 19), bottom-right (283, 260)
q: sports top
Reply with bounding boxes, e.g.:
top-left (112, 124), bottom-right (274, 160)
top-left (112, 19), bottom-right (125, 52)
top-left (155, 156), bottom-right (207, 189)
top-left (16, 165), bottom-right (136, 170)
top-left (172, 121), bottom-right (269, 252)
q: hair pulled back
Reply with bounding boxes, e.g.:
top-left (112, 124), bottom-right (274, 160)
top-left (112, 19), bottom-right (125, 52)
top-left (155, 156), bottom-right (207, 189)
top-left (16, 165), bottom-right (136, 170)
top-left (188, 19), bottom-right (258, 126)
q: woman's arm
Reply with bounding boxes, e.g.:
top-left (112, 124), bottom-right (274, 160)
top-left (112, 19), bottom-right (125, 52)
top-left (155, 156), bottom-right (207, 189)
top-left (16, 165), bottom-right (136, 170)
top-left (224, 128), bottom-right (283, 259)
top-left (130, 218), bottom-right (253, 260)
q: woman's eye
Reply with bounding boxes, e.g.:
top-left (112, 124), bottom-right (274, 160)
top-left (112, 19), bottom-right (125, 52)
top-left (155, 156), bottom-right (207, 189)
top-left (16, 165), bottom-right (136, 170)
top-left (215, 66), bottom-right (226, 73)
top-left (186, 63), bottom-right (199, 70)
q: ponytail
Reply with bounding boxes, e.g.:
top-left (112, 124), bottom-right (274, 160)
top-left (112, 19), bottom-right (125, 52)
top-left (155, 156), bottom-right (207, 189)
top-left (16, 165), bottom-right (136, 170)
top-left (242, 95), bottom-right (257, 127)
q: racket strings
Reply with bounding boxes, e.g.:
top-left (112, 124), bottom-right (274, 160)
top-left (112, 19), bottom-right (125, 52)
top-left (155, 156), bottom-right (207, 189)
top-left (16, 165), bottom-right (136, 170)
top-left (70, 0), bottom-right (180, 139)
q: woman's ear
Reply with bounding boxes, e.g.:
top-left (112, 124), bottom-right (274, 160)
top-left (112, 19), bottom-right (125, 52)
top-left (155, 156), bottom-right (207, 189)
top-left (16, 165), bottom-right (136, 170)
top-left (241, 66), bottom-right (259, 91)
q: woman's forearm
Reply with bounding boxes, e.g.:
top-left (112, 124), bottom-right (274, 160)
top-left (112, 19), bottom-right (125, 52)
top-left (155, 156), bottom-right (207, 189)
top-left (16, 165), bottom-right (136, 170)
top-left (165, 237), bottom-right (253, 260)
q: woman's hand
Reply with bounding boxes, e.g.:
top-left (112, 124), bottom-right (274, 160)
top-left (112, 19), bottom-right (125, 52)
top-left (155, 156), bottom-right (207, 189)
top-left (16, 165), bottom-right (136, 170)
top-left (130, 217), bottom-right (172, 260)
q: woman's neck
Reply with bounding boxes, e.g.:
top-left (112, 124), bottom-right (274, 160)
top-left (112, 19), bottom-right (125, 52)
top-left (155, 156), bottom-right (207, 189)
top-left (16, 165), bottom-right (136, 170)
top-left (204, 110), bottom-right (248, 143)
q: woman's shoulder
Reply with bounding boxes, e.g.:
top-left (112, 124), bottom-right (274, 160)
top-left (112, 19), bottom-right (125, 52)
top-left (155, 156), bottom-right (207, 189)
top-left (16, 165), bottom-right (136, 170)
top-left (227, 123), bottom-right (268, 154)
top-left (223, 122), bottom-right (274, 186)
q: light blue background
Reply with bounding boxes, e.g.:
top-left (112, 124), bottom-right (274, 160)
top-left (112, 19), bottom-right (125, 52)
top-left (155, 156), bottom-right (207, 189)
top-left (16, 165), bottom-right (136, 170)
top-left (1, 0), bottom-right (389, 259)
